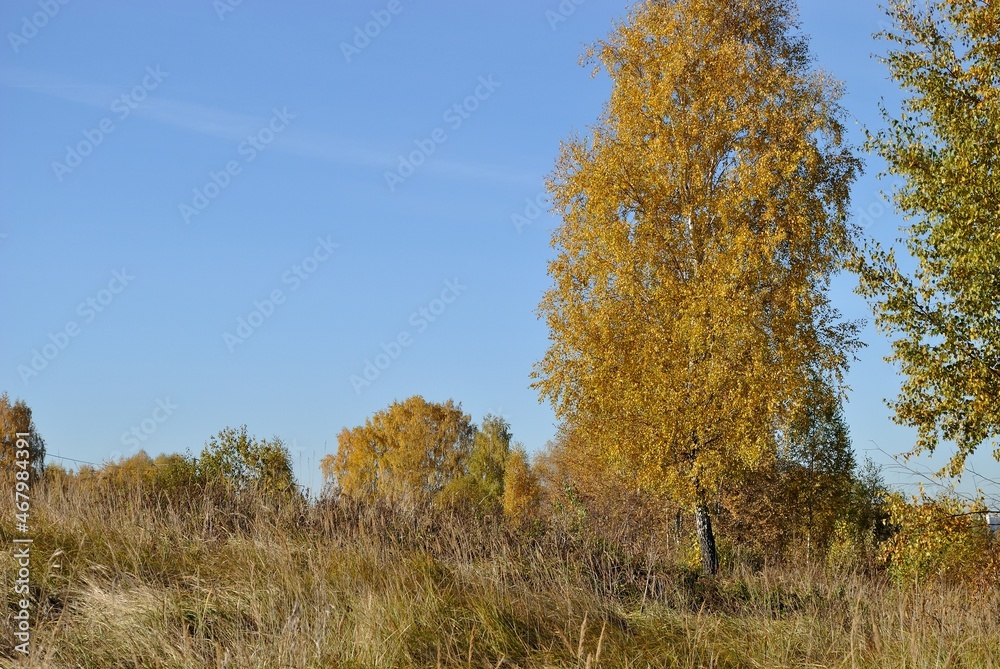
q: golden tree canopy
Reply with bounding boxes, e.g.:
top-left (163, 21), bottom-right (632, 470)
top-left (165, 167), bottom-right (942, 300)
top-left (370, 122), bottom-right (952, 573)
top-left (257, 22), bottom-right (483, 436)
top-left (533, 0), bottom-right (861, 506)
top-left (323, 395), bottom-right (476, 504)
top-left (1, 392), bottom-right (46, 482)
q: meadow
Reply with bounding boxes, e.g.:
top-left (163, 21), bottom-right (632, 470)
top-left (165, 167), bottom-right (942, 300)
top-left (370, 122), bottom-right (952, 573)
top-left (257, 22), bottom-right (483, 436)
top-left (2, 469), bottom-right (998, 668)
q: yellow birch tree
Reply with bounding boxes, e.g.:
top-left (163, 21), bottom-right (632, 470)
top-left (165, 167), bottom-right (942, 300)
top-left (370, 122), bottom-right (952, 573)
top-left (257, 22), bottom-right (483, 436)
top-left (533, 0), bottom-right (861, 573)
top-left (322, 396), bottom-right (476, 505)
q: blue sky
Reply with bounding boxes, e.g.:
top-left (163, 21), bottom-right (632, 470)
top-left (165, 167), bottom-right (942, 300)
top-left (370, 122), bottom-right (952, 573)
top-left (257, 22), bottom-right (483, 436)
top-left (2, 0), bottom-right (997, 501)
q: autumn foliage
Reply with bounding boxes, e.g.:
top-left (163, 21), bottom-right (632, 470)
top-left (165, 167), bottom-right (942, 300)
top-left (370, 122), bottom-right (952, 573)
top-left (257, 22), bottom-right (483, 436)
top-left (321, 396), bottom-right (476, 506)
top-left (1, 392), bottom-right (46, 485)
top-left (2, 0), bottom-right (999, 663)
top-left (880, 492), bottom-right (1000, 589)
top-left (854, 0), bottom-right (1000, 475)
top-left (532, 0), bottom-right (862, 573)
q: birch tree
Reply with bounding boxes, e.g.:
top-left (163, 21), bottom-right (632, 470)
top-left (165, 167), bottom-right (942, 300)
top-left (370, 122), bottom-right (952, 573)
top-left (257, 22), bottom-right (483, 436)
top-left (323, 396), bottom-right (476, 505)
top-left (854, 0), bottom-right (1000, 476)
top-left (533, 0), bottom-right (861, 574)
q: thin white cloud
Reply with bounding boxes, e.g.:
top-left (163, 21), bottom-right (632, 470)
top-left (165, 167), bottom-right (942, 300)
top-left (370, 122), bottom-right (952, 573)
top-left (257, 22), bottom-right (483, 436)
top-left (0, 66), bottom-right (537, 185)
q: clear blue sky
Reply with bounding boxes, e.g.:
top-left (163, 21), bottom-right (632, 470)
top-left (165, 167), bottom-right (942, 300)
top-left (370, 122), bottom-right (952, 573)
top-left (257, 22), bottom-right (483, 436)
top-left (2, 0), bottom-right (997, 501)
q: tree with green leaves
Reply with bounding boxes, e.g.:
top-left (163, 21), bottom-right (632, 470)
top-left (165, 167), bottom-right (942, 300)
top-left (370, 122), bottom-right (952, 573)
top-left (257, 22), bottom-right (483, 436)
top-left (436, 413), bottom-right (515, 512)
top-left (853, 0), bottom-right (1000, 476)
top-left (465, 414), bottom-right (512, 504)
top-left (533, 0), bottom-right (861, 574)
top-left (197, 425), bottom-right (295, 496)
top-left (781, 374), bottom-right (857, 559)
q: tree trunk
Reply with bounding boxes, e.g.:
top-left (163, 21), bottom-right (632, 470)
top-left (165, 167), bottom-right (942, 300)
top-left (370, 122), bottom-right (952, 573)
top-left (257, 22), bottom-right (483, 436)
top-left (694, 502), bottom-right (719, 575)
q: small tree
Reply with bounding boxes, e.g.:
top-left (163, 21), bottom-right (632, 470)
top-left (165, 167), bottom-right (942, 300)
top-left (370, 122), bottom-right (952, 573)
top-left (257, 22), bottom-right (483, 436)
top-left (827, 457), bottom-right (892, 569)
top-left (781, 374), bottom-right (857, 559)
top-left (439, 413), bottom-right (515, 512)
top-left (502, 446), bottom-right (541, 529)
top-left (101, 451), bottom-right (157, 489)
top-left (1, 392), bottom-right (46, 483)
top-left (465, 414), bottom-right (513, 505)
top-left (323, 396), bottom-right (476, 506)
top-left (150, 452), bottom-right (199, 495)
top-left (197, 425), bottom-right (295, 496)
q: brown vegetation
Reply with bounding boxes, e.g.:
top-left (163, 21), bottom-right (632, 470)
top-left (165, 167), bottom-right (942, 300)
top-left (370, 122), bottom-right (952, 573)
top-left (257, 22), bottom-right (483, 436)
top-left (1, 454), bottom-right (998, 667)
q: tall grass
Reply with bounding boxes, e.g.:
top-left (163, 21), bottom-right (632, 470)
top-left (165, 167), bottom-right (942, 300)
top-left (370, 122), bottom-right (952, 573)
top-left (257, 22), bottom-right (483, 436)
top-left (2, 480), bottom-right (998, 668)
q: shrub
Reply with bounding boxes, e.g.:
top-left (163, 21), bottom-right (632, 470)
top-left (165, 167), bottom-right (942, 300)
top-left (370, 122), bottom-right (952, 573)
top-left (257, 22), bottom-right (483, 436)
top-left (880, 491), bottom-right (999, 588)
top-left (196, 425), bottom-right (296, 497)
top-left (502, 446), bottom-right (541, 529)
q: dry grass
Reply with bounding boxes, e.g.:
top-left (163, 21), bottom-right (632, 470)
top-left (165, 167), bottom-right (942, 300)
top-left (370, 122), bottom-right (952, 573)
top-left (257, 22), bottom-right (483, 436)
top-left (2, 481), bottom-right (998, 668)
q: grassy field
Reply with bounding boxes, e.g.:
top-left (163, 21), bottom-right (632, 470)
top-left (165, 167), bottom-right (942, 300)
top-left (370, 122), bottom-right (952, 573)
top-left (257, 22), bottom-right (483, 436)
top-left (2, 480), bottom-right (999, 668)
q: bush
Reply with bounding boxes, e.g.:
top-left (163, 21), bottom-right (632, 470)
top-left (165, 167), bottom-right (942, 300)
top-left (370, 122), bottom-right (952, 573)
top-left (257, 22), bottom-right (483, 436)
top-left (501, 446), bottom-right (540, 528)
top-left (880, 491), bottom-right (1000, 589)
top-left (196, 425), bottom-right (296, 497)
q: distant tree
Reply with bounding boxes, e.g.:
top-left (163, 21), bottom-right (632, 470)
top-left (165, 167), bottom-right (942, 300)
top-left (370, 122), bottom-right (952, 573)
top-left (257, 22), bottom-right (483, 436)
top-left (465, 414), bottom-right (513, 505)
top-left (150, 452), bottom-right (198, 494)
top-left (853, 0), bottom-right (1000, 475)
top-left (502, 446), bottom-right (541, 528)
top-left (533, 0), bottom-right (861, 574)
top-left (197, 425), bottom-right (295, 496)
top-left (439, 413), bottom-right (515, 512)
top-left (841, 457), bottom-right (892, 556)
top-left (781, 374), bottom-right (857, 559)
top-left (323, 396), bottom-right (476, 505)
top-left (95, 450), bottom-right (199, 500)
top-left (102, 450), bottom-right (156, 489)
top-left (1, 392), bottom-right (46, 482)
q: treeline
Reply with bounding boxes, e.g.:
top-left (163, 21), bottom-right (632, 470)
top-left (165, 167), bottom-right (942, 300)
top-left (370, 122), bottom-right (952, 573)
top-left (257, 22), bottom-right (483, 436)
top-left (318, 394), bottom-right (887, 570)
top-left (43, 425), bottom-right (294, 501)
top-left (5, 391), bottom-right (995, 588)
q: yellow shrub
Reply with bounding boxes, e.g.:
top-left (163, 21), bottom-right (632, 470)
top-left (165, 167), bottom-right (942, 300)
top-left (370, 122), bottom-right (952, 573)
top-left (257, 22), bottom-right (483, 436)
top-left (502, 447), bottom-right (540, 528)
top-left (880, 491), bottom-right (999, 589)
